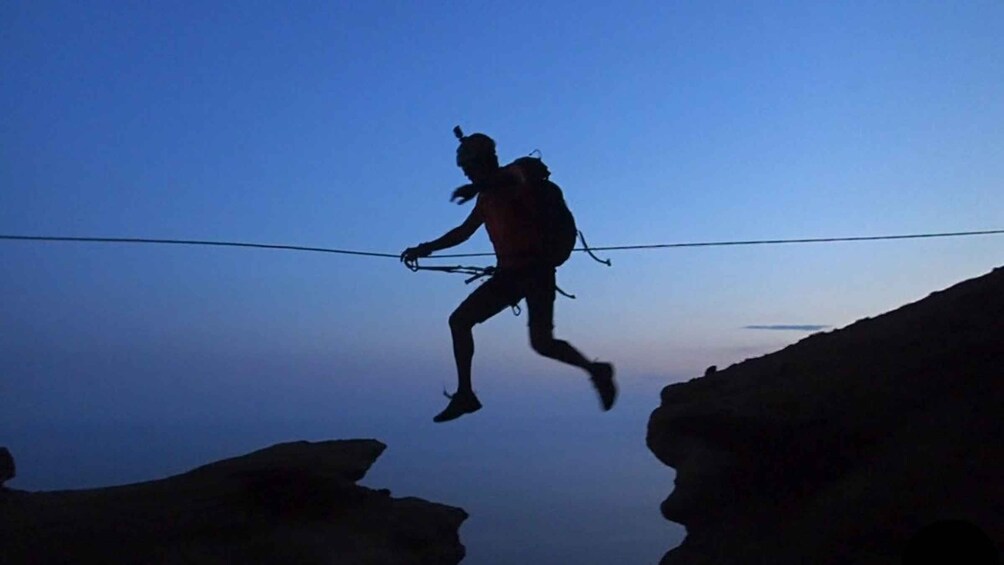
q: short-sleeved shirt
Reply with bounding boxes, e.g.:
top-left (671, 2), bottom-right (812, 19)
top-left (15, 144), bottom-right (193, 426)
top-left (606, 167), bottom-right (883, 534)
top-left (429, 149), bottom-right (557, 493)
top-left (473, 180), bottom-right (544, 269)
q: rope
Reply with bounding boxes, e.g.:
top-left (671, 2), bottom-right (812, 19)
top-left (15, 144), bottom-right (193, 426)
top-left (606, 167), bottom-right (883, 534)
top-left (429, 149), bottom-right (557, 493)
top-left (0, 235), bottom-right (398, 258)
top-left (577, 231), bottom-right (612, 266)
top-left (1, 229), bottom-right (1003, 260)
top-left (427, 229), bottom-right (1004, 258)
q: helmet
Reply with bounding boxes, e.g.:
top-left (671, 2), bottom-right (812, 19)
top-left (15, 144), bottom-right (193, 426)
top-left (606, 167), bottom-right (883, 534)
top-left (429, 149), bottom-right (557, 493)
top-left (454, 126), bottom-right (497, 167)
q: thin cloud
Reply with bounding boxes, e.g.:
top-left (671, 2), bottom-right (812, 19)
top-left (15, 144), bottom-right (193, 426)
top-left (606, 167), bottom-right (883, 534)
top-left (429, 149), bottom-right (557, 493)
top-left (744, 324), bottom-right (830, 331)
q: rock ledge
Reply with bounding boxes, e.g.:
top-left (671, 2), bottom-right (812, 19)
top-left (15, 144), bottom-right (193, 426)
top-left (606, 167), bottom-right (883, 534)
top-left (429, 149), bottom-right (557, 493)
top-left (648, 267), bottom-right (1004, 564)
top-left (0, 439), bottom-right (467, 565)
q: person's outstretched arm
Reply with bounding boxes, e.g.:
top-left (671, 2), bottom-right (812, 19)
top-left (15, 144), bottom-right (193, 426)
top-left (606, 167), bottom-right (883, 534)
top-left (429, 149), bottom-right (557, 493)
top-left (401, 208), bottom-right (482, 265)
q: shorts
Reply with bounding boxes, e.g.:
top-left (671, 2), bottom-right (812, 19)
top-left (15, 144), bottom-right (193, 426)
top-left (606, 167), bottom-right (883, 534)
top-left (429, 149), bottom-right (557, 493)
top-left (453, 266), bottom-right (556, 330)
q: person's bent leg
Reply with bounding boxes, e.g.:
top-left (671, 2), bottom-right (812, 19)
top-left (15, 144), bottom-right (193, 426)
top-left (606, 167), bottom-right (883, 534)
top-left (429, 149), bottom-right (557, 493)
top-left (524, 269), bottom-right (589, 368)
top-left (448, 277), bottom-right (513, 391)
top-left (435, 276), bottom-right (516, 422)
top-left (448, 308), bottom-right (476, 394)
top-left (524, 268), bottom-right (617, 410)
top-left (529, 326), bottom-right (589, 368)
top-left (528, 324), bottom-right (617, 411)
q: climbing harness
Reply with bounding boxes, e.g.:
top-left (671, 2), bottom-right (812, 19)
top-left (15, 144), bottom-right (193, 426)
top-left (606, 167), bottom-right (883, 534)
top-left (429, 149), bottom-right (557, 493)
top-left (403, 232), bottom-right (611, 316)
top-left (406, 262), bottom-right (497, 284)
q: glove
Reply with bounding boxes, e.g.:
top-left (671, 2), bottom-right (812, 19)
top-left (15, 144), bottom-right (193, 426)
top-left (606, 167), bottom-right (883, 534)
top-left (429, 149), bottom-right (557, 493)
top-left (400, 242), bottom-right (433, 268)
top-left (450, 183), bottom-right (480, 205)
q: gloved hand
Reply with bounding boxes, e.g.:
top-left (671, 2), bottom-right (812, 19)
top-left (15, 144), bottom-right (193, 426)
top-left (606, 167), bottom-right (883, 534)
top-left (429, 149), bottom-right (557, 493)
top-left (400, 242), bottom-right (433, 269)
top-left (450, 183), bottom-right (480, 205)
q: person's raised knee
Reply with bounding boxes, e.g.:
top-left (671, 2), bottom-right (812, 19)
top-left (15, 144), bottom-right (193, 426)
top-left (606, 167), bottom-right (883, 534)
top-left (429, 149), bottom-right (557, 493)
top-left (449, 309), bottom-right (473, 332)
top-left (529, 330), bottom-right (556, 355)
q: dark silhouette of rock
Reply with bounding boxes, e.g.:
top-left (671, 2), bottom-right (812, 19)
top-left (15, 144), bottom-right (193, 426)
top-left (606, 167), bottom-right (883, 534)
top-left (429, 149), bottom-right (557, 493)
top-left (647, 267), bottom-right (1004, 564)
top-left (0, 440), bottom-right (467, 564)
top-left (902, 519), bottom-right (998, 565)
top-left (0, 447), bottom-right (14, 487)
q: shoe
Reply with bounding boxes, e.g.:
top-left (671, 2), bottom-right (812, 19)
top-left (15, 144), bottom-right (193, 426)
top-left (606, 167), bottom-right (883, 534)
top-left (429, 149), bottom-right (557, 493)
top-left (433, 390), bottom-right (483, 423)
top-left (588, 362), bottom-right (617, 411)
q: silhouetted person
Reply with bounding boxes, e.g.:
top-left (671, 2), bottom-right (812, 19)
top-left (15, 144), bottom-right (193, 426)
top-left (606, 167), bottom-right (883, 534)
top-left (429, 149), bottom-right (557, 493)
top-left (402, 130), bottom-right (616, 422)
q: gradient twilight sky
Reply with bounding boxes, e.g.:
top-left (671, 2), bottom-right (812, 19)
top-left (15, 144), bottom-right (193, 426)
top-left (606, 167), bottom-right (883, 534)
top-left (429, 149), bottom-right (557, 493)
top-left (2, 2), bottom-right (1003, 563)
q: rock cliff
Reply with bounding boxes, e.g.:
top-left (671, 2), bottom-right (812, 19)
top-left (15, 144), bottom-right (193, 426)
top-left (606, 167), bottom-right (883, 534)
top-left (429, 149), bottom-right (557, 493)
top-left (0, 440), bottom-right (467, 564)
top-left (648, 267), bottom-right (1003, 564)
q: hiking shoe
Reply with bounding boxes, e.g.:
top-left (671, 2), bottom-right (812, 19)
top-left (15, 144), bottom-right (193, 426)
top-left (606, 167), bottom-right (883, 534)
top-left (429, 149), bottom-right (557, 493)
top-left (433, 390), bottom-right (483, 423)
top-left (588, 362), bottom-right (617, 411)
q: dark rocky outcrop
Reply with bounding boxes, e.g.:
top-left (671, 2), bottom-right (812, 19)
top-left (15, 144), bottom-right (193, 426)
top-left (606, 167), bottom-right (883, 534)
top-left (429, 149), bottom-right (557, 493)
top-left (0, 440), bottom-right (467, 564)
top-left (0, 447), bottom-right (14, 487)
top-left (648, 267), bottom-right (1004, 564)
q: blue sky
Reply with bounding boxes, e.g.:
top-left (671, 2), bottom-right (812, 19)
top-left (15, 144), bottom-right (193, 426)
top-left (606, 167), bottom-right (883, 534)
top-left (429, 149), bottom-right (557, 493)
top-left (2, 2), bottom-right (1003, 563)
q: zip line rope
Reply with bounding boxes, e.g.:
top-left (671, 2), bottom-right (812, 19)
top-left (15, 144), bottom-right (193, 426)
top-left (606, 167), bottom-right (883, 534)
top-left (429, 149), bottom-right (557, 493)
top-left (0, 235), bottom-right (399, 258)
top-left (1, 229), bottom-right (1003, 260)
top-left (435, 229), bottom-right (1004, 258)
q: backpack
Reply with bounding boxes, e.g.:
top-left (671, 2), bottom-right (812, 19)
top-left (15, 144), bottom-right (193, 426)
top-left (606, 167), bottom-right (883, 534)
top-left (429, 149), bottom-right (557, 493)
top-left (506, 156), bottom-right (578, 267)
